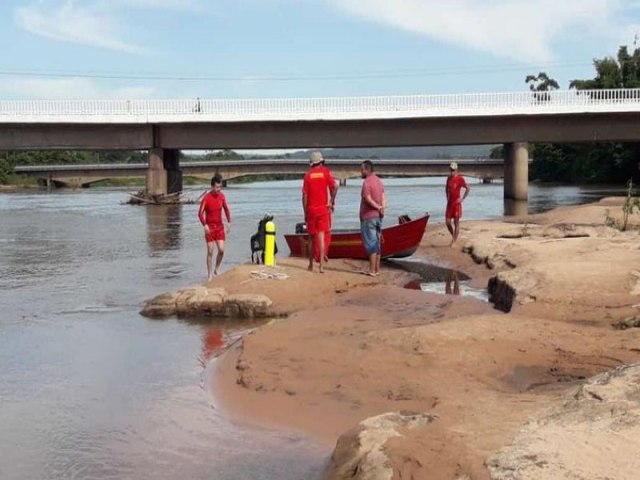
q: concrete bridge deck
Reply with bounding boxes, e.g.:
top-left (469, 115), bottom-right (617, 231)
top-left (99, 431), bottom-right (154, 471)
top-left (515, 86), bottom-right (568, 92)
top-left (5, 88), bottom-right (640, 200)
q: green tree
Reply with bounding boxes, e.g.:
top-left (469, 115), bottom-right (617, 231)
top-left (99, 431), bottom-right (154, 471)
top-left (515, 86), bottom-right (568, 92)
top-left (525, 72), bottom-right (560, 91)
top-left (532, 45), bottom-right (640, 185)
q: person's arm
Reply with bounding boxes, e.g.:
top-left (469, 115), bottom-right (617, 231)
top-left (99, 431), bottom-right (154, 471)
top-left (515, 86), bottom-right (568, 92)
top-left (379, 191), bottom-right (386, 217)
top-left (327, 171), bottom-right (338, 212)
top-left (445, 178), bottom-right (450, 203)
top-left (364, 192), bottom-right (383, 210)
top-left (198, 196), bottom-right (210, 233)
top-left (461, 178), bottom-right (470, 202)
top-left (329, 183), bottom-right (338, 212)
top-left (223, 197), bottom-right (231, 232)
top-left (302, 177), bottom-right (309, 216)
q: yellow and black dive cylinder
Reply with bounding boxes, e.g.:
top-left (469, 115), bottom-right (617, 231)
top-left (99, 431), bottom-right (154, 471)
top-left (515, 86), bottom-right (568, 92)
top-left (264, 220), bottom-right (276, 266)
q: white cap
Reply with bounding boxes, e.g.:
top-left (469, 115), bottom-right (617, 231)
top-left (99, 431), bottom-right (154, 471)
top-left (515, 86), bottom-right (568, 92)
top-left (449, 162), bottom-right (458, 171)
top-left (309, 151), bottom-right (324, 165)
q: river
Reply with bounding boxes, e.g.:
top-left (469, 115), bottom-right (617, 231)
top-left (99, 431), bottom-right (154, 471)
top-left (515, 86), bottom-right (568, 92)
top-left (0, 178), bottom-right (619, 480)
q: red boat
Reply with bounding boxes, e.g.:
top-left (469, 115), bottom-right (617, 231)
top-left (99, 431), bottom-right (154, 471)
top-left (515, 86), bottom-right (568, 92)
top-left (284, 214), bottom-right (429, 260)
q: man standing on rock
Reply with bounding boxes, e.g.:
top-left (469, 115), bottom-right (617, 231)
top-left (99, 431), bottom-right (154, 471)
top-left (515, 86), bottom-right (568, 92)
top-left (199, 174), bottom-right (231, 280)
top-left (360, 160), bottom-right (385, 276)
top-left (445, 162), bottom-right (470, 246)
top-left (302, 151), bottom-right (338, 273)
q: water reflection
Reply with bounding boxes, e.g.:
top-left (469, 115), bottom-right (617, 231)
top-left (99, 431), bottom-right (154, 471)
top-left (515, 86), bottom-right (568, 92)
top-left (199, 327), bottom-right (225, 367)
top-left (504, 199), bottom-right (528, 216)
top-left (445, 270), bottom-right (460, 295)
top-left (147, 205), bottom-right (182, 252)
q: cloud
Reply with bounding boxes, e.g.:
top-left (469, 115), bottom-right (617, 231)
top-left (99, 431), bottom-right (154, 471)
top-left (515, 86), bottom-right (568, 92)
top-left (0, 77), bottom-right (156, 99)
top-left (15, 1), bottom-right (148, 54)
top-left (14, 0), bottom-right (203, 54)
top-left (327, 0), bottom-right (633, 62)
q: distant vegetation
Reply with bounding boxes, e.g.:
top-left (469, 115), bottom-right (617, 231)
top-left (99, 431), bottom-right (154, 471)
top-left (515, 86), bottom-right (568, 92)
top-left (0, 150), bottom-right (147, 185)
top-left (524, 44), bottom-right (640, 184)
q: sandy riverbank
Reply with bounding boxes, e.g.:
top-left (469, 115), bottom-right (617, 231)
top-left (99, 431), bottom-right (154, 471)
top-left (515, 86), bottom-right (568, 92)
top-left (203, 198), bottom-right (640, 479)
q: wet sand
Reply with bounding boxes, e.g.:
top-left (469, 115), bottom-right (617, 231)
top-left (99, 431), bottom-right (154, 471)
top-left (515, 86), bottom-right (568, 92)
top-left (208, 198), bottom-right (640, 479)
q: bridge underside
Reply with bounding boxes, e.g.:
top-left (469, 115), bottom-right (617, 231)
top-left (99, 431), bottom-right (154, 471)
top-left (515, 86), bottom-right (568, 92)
top-left (11, 109), bottom-right (640, 200)
top-left (3, 112), bottom-right (640, 150)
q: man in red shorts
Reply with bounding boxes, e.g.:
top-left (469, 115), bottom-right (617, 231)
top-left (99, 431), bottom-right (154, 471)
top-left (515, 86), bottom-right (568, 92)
top-left (302, 151), bottom-right (338, 273)
top-left (198, 174), bottom-right (231, 280)
top-left (445, 162), bottom-right (470, 246)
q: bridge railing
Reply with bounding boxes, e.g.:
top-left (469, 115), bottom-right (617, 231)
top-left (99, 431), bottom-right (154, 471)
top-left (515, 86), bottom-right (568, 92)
top-left (2, 89), bottom-right (640, 122)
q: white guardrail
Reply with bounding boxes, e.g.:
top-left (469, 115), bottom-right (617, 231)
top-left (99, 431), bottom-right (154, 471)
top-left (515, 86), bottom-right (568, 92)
top-left (1, 89), bottom-right (640, 123)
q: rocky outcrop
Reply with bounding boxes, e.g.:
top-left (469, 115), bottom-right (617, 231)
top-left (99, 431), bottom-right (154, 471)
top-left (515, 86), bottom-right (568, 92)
top-left (324, 412), bottom-right (437, 480)
top-left (141, 286), bottom-right (275, 319)
top-left (488, 269), bottom-right (540, 312)
top-left (486, 364), bottom-right (640, 479)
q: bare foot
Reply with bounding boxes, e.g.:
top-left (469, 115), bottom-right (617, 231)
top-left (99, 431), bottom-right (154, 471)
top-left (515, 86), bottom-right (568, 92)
top-left (307, 263), bottom-right (313, 272)
top-left (207, 275), bottom-right (214, 282)
top-left (214, 269), bottom-right (219, 275)
top-left (319, 268), bottom-right (325, 274)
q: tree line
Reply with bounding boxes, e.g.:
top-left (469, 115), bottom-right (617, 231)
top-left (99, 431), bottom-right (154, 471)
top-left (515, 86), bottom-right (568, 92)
top-left (521, 44), bottom-right (640, 184)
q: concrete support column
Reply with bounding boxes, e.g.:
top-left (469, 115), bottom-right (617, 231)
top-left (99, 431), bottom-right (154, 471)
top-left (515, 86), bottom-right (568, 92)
top-left (146, 148), bottom-right (167, 196)
top-left (504, 142), bottom-right (529, 201)
top-left (163, 149), bottom-right (182, 194)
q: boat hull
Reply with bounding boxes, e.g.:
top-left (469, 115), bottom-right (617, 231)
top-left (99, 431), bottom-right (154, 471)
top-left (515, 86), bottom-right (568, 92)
top-left (284, 214), bottom-right (429, 260)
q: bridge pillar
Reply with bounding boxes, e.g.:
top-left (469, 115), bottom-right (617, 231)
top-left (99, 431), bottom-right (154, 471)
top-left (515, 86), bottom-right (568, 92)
top-left (504, 142), bottom-right (528, 201)
top-left (146, 148), bottom-right (182, 196)
top-left (163, 149), bottom-right (182, 194)
top-left (146, 149), bottom-right (167, 196)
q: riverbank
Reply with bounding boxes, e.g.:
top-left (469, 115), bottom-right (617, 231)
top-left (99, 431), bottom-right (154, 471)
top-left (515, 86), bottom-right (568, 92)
top-left (185, 198), bottom-right (640, 478)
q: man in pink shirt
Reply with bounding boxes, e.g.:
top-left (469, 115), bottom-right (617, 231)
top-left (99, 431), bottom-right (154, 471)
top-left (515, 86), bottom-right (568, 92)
top-left (359, 160), bottom-right (386, 276)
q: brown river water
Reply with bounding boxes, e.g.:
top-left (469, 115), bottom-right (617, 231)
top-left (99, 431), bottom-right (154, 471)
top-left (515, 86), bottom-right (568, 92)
top-left (0, 178), bottom-right (618, 479)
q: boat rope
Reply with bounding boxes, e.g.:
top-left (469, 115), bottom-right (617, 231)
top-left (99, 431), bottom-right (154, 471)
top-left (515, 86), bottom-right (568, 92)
top-left (249, 268), bottom-right (290, 281)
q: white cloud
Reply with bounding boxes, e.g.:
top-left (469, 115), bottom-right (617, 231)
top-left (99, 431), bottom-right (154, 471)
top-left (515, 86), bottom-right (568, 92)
top-left (14, 0), bottom-right (203, 54)
top-left (15, 1), bottom-right (148, 54)
top-left (327, 0), bottom-right (634, 62)
top-left (0, 77), bottom-right (156, 99)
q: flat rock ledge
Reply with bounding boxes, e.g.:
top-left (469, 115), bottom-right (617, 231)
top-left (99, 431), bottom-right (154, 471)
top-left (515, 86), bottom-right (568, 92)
top-left (324, 411), bottom-right (438, 480)
top-left (140, 286), bottom-right (275, 319)
top-left (486, 363), bottom-right (640, 480)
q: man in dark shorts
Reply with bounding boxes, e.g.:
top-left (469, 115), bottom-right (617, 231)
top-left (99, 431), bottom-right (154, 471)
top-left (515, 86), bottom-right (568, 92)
top-left (198, 174), bottom-right (231, 280)
top-left (359, 160), bottom-right (385, 276)
top-left (302, 151), bottom-right (338, 273)
top-left (445, 162), bottom-right (470, 246)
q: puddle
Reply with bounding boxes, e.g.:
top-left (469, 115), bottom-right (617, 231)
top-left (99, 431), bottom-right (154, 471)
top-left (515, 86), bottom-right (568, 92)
top-left (386, 259), bottom-right (489, 301)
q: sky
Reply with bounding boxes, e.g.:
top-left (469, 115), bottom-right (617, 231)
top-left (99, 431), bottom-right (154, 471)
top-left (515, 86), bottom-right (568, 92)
top-left (1, 0), bottom-right (640, 101)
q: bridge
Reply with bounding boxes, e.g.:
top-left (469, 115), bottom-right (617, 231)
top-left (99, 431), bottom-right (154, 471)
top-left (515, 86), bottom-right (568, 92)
top-left (14, 158), bottom-right (504, 188)
top-left (3, 88), bottom-right (640, 200)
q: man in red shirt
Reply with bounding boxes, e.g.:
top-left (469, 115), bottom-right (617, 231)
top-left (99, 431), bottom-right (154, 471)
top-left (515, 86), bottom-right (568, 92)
top-left (198, 174), bottom-right (231, 280)
top-left (302, 151), bottom-right (338, 273)
top-left (445, 162), bottom-right (470, 245)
